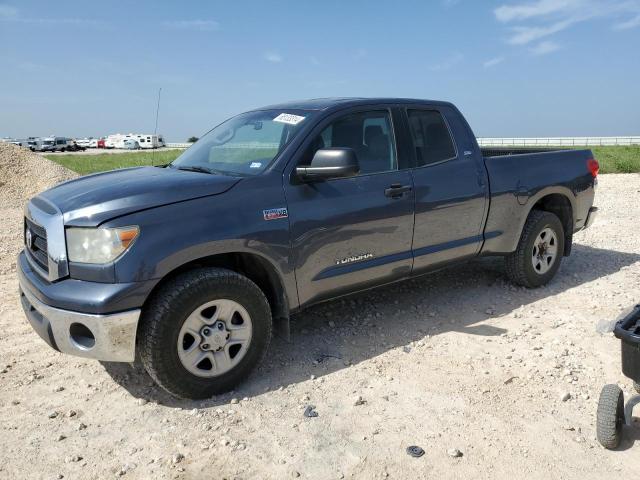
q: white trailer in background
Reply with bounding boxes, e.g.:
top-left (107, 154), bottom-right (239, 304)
top-left (133, 134), bottom-right (165, 149)
top-left (104, 133), bottom-right (165, 149)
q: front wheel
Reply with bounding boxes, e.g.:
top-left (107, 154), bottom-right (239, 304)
top-left (138, 268), bottom-right (272, 399)
top-left (505, 210), bottom-right (564, 288)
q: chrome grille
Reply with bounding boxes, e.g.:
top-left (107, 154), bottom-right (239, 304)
top-left (25, 217), bottom-right (49, 274)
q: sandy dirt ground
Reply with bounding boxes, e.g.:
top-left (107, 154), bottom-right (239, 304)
top-left (1, 145), bottom-right (639, 479)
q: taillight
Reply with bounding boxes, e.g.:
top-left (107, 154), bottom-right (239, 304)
top-left (587, 158), bottom-right (599, 178)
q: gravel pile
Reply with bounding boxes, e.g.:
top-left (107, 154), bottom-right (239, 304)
top-left (0, 143), bottom-right (76, 208)
top-left (0, 143), bottom-right (77, 274)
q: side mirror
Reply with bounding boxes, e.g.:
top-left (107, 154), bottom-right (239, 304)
top-left (296, 148), bottom-right (360, 181)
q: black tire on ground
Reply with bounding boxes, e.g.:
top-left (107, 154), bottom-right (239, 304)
top-left (138, 267), bottom-right (272, 399)
top-left (596, 384), bottom-right (625, 449)
top-left (505, 210), bottom-right (565, 288)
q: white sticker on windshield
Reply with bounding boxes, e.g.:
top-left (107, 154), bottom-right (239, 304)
top-left (250, 162), bottom-right (262, 168)
top-left (273, 113), bottom-right (306, 125)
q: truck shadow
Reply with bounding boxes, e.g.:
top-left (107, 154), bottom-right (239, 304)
top-left (102, 243), bottom-right (640, 408)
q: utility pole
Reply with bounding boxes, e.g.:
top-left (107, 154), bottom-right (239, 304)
top-left (152, 87), bottom-right (162, 166)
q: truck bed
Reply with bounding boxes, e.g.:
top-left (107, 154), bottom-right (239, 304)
top-left (480, 147), bottom-right (596, 256)
top-left (481, 147), bottom-right (567, 157)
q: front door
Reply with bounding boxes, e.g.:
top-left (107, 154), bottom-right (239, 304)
top-left (285, 108), bottom-right (415, 307)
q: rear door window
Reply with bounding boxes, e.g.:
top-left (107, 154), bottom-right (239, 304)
top-left (407, 110), bottom-right (457, 167)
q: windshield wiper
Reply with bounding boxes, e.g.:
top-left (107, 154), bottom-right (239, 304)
top-left (171, 164), bottom-right (236, 176)
top-left (175, 165), bottom-right (216, 174)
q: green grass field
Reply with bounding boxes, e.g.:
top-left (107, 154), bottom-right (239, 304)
top-left (590, 146), bottom-right (640, 174)
top-left (47, 145), bottom-right (640, 175)
top-left (46, 149), bottom-right (183, 175)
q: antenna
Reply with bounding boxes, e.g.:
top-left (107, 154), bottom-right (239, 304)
top-left (152, 87), bottom-right (162, 166)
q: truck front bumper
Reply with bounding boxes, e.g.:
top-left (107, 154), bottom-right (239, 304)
top-left (18, 252), bottom-right (142, 362)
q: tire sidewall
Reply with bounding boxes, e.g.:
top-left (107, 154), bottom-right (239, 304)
top-left (521, 213), bottom-right (564, 287)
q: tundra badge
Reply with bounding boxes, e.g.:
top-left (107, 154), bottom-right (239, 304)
top-left (335, 253), bottom-right (373, 265)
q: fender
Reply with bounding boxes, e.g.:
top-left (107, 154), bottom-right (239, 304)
top-left (481, 184), bottom-right (577, 255)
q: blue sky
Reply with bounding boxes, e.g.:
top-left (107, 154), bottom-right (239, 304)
top-left (1, 0), bottom-right (639, 141)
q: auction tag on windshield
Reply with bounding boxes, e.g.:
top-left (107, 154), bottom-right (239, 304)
top-left (250, 162), bottom-right (262, 168)
top-left (273, 113), bottom-right (305, 125)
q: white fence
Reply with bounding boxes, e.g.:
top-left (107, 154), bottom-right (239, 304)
top-left (477, 136), bottom-right (640, 147)
top-left (168, 136), bottom-right (640, 149)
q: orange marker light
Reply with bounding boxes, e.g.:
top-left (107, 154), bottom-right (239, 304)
top-left (117, 227), bottom-right (139, 249)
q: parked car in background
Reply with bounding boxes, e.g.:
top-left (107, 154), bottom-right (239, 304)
top-left (104, 136), bottom-right (117, 149)
top-left (38, 139), bottom-right (53, 152)
top-left (97, 138), bottom-right (106, 148)
top-left (27, 139), bottom-right (42, 152)
top-left (123, 139), bottom-right (140, 150)
top-left (67, 141), bottom-right (86, 152)
top-left (75, 138), bottom-right (94, 149)
top-left (42, 137), bottom-right (82, 152)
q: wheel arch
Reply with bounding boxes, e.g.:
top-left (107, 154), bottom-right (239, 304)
top-left (526, 187), bottom-right (575, 256)
top-left (141, 251), bottom-right (290, 330)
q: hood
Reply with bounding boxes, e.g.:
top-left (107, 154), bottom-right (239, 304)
top-left (39, 166), bottom-right (242, 226)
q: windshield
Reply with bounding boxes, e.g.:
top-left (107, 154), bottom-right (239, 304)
top-left (171, 109), bottom-right (314, 176)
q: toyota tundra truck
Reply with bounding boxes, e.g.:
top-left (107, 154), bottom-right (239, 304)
top-left (19, 98), bottom-right (598, 399)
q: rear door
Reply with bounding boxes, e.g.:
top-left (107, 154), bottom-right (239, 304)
top-left (284, 107), bottom-right (415, 307)
top-left (405, 105), bottom-right (489, 273)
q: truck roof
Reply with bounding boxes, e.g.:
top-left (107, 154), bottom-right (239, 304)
top-left (258, 97), bottom-right (455, 111)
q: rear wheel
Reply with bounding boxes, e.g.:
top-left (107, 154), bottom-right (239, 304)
top-left (138, 268), bottom-right (272, 399)
top-left (596, 384), bottom-right (625, 449)
top-left (505, 210), bottom-right (564, 288)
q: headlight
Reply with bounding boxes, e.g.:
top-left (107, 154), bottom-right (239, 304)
top-left (66, 226), bottom-right (139, 264)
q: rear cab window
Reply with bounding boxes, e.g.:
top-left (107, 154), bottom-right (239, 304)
top-left (407, 109), bottom-right (457, 167)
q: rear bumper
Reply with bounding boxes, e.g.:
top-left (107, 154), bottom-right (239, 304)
top-left (583, 206), bottom-right (598, 229)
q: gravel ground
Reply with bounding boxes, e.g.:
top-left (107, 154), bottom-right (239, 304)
top-left (0, 145), bottom-right (639, 479)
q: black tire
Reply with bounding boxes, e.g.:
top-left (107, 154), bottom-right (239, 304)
top-left (596, 384), bottom-right (625, 449)
top-left (505, 210), bottom-right (565, 288)
top-left (138, 268), bottom-right (272, 399)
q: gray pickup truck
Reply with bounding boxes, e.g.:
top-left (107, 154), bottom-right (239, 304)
top-left (19, 98), bottom-right (598, 399)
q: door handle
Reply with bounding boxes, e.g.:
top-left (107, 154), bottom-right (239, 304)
top-left (384, 183), bottom-right (412, 198)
